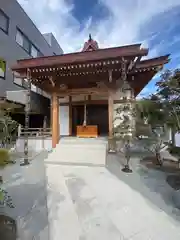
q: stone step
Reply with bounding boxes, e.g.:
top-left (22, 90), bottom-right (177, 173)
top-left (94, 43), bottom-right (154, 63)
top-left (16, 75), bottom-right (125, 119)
top-left (46, 138), bottom-right (107, 166)
top-left (59, 137), bottom-right (108, 145)
top-left (57, 143), bottom-right (107, 149)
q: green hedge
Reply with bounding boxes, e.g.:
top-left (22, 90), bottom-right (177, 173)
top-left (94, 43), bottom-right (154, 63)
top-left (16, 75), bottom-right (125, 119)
top-left (0, 149), bottom-right (10, 166)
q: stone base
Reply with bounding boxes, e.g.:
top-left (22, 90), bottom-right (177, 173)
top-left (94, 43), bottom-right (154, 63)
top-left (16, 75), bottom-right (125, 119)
top-left (20, 161), bottom-right (30, 166)
top-left (121, 165), bottom-right (133, 173)
top-left (108, 149), bottom-right (116, 154)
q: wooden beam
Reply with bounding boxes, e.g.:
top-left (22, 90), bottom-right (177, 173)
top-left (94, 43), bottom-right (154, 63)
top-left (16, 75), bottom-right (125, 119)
top-left (56, 87), bottom-right (109, 96)
top-left (57, 97), bottom-right (60, 143)
top-left (12, 44), bottom-right (147, 70)
top-left (135, 55), bottom-right (170, 69)
top-left (60, 100), bottom-right (107, 106)
top-left (59, 99), bottom-right (136, 106)
top-left (51, 93), bottom-right (59, 148)
top-left (49, 76), bottom-right (55, 87)
top-left (108, 69), bottom-right (113, 82)
top-left (31, 65), bottom-right (121, 78)
top-left (31, 71), bottom-right (111, 84)
top-left (127, 56), bottom-right (141, 72)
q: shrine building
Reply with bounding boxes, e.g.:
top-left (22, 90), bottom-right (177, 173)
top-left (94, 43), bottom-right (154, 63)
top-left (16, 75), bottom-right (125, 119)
top-left (11, 35), bottom-right (170, 148)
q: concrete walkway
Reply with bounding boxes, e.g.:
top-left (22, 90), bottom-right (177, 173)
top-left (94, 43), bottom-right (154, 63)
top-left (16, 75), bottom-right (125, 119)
top-left (46, 161), bottom-right (180, 240)
top-left (45, 139), bottom-right (180, 240)
top-left (1, 138), bottom-right (180, 239)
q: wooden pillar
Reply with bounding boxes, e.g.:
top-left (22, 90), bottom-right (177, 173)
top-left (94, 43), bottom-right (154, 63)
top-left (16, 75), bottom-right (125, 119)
top-left (51, 93), bottom-right (59, 148)
top-left (108, 91), bottom-right (113, 138)
top-left (57, 98), bottom-right (60, 143)
top-left (69, 96), bottom-right (72, 136)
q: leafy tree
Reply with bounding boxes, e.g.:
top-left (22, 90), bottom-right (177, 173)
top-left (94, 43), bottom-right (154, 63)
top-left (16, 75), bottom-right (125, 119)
top-left (156, 69), bottom-right (180, 145)
top-left (133, 69), bottom-right (180, 164)
top-left (135, 124), bottom-right (166, 165)
top-left (0, 188), bottom-right (14, 209)
top-left (136, 96), bottom-right (165, 128)
top-left (0, 59), bottom-right (5, 77)
top-left (0, 110), bottom-right (18, 148)
top-left (111, 96), bottom-right (168, 167)
top-left (0, 111), bottom-right (17, 209)
top-left (0, 149), bottom-right (15, 209)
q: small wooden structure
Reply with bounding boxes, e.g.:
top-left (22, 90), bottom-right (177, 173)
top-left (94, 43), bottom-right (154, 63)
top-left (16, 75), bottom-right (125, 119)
top-left (77, 125), bottom-right (98, 138)
top-left (12, 35), bottom-right (169, 148)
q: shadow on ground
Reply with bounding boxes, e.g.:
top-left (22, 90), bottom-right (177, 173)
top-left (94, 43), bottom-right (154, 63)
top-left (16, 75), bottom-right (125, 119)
top-left (0, 151), bottom-right (49, 240)
top-left (106, 152), bottom-right (180, 223)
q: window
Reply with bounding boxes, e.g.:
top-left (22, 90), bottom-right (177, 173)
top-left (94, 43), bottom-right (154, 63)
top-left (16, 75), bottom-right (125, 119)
top-left (14, 75), bottom-right (32, 89)
top-left (15, 30), bottom-right (23, 46)
top-left (23, 78), bottom-right (29, 88)
top-left (42, 91), bottom-right (50, 98)
top-left (16, 29), bottom-right (30, 53)
top-left (16, 28), bottom-right (44, 57)
top-left (0, 60), bottom-right (6, 79)
top-left (37, 87), bottom-right (42, 95)
top-left (23, 36), bottom-right (30, 53)
top-left (31, 45), bottom-right (38, 58)
top-left (31, 84), bottom-right (37, 92)
top-left (13, 73), bottom-right (23, 86)
top-left (0, 9), bottom-right (9, 34)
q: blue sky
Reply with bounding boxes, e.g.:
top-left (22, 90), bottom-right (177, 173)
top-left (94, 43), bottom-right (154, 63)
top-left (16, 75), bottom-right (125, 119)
top-left (18, 0), bottom-right (180, 97)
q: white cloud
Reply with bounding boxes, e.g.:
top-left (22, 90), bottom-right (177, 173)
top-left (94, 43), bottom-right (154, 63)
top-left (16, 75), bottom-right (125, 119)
top-left (17, 0), bottom-right (180, 54)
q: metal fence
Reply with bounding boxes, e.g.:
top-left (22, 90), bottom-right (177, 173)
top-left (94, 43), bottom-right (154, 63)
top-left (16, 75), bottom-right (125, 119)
top-left (20, 128), bottom-right (52, 138)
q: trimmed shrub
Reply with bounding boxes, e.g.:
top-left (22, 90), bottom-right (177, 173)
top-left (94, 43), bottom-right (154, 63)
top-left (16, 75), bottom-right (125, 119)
top-left (0, 149), bottom-right (10, 166)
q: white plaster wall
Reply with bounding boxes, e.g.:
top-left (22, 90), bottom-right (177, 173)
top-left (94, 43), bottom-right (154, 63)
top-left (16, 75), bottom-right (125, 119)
top-left (167, 128), bottom-right (180, 147)
top-left (72, 95), bottom-right (85, 102)
top-left (175, 133), bottom-right (180, 147)
top-left (59, 96), bottom-right (69, 103)
top-left (59, 106), bottom-right (69, 136)
top-left (91, 95), bottom-right (107, 100)
top-left (16, 138), bottom-right (52, 152)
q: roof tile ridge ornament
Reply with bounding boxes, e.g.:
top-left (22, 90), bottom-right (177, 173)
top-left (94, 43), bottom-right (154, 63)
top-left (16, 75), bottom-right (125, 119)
top-left (82, 34), bottom-right (99, 52)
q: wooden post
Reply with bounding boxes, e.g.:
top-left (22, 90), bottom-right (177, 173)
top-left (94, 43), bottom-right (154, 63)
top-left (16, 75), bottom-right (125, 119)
top-left (69, 96), bottom-right (72, 136)
top-left (57, 99), bottom-right (60, 143)
top-left (51, 93), bottom-right (59, 148)
top-left (108, 91), bottom-right (113, 138)
top-left (83, 95), bottom-right (87, 126)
